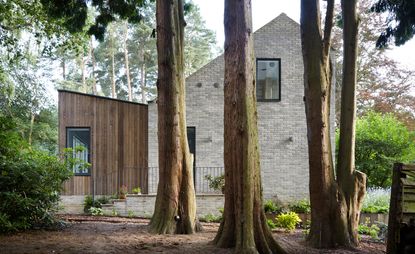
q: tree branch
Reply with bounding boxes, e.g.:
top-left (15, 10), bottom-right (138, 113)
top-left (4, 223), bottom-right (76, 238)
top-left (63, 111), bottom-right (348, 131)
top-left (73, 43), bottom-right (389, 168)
top-left (323, 0), bottom-right (335, 57)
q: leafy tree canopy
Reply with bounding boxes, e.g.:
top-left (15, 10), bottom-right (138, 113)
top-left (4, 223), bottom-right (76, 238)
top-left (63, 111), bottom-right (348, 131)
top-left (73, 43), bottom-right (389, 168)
top-left (40, 0), bottom-right (151, 41)
top-left (372, 0), bottom-right (415, 47)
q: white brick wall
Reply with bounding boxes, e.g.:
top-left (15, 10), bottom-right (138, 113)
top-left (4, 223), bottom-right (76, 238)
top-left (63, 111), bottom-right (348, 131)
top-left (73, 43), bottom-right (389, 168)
top-left (148, 13), bottom-right (336, 202)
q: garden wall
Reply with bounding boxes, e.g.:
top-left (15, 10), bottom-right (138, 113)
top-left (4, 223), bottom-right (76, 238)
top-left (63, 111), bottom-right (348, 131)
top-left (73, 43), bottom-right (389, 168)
top-left (59, 194), bottom-right (224, 217)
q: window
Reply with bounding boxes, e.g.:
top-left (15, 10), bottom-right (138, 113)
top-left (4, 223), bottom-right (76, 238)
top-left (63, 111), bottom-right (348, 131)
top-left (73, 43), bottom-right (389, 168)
top-left (256, 59), bottom-right (281, 101)
top-left (67, 128), bottom-right (91, 175)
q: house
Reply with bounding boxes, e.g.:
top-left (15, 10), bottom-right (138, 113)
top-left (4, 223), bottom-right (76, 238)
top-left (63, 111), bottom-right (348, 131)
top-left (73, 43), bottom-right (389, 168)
top-left (58, 14), bottom-right (335, 215)
top-left (148, 13), bottom-right (335, 202)
top-left (58, 90), bottom-right (148, 196)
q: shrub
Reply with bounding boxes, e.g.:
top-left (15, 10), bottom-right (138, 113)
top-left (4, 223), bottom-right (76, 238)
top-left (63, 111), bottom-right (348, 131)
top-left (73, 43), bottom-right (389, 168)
top-left (267, 219), bottom-right (277, 229)
top-left (342, 112), bottom-right (415, 187)
top-left (264, 200), bottom-right (282, 214)
top-left (288, 199), bottom-right (311, 213)
top-left (127, 210), bottom-right (135, 218)
top-left (84, 195), bottom-right (102, 214)
top-left (204, 174), bottom-right (225, 193)
top-left (132, 187), bottom-right (141, 194)
top-left (0, 115), bottom-right (72, 233)
top-left (275, 212), bottom-right (301, 232)
top-left (361, 187), bottom-right (390, 214)
top-left (199, 213), bottom-right (222, 223)
top-left (89, 207), bottom-right (104, 216)
top-left (358, 219), bottom-right (381, 240)
top-left (97, 196), bottom-right (110, 205)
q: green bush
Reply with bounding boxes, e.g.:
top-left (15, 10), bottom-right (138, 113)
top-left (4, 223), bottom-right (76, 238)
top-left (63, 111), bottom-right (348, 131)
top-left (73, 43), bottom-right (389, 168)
top-left (199, 213), bottom-right (222, 223)
top-left (204, 174), bottom-right (225, 193)
top-left (97, 196), bottom-right (110, 205)
top-left (358, 222), bottom-right (380, 240)
top-left (338, 112), bottom-right (415, 187)
top-left (0, 115), bottom-right (72, 233)
top-left (275, 212), bottom-right (301, 232)
top-left (264, 200), bottom-right (281, 214)
top-left (361, 187), bottom-right (390, 214)
top-left (89, 207), bottom-right (104, 216)
top-left (127, 210), bottom-right (135, 218)
top-left (288, 199), bottom-right (311, 213)
top-left (267, 219), bottom-right (277, 229)
top-left (132, 187), bottom-right (141, 194)
top-left (83, 195), bottom-right (102, 213)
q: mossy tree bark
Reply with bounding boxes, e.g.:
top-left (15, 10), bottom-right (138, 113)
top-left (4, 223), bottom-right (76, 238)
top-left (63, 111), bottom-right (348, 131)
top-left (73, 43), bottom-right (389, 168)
top-left (337, 0), bottom-right (367, 246)
top-left (213, 1), bottom-right (286, 253)
top-left (301, 0), bottom-right (366, 248)
top-left (149, 0), bottom-right (200, 234)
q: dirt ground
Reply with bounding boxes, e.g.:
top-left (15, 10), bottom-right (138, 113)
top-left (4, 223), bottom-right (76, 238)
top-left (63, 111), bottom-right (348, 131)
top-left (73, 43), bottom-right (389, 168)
top-left (0, 215), bottom-right (386, 254)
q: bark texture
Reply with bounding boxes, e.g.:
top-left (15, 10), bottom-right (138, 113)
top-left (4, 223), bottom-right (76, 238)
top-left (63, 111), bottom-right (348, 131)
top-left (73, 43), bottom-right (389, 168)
top-left (213, 1), bottom-right (285, 253)
top-left (301, 0), bottom-right (366, 248)
top-left (337, 0), bottom-right (367, 246)
top-left (149, 0), bottom-right (199, 234)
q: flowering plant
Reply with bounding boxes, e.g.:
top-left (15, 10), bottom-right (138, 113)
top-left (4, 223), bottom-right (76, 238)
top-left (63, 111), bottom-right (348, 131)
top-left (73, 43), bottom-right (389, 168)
top-left (119, 185), bottom-right (128, 195)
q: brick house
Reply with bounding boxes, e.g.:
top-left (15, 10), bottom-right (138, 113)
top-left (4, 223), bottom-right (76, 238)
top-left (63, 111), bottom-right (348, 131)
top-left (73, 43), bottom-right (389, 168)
top-left (148, 13), bottom-right (335, 202)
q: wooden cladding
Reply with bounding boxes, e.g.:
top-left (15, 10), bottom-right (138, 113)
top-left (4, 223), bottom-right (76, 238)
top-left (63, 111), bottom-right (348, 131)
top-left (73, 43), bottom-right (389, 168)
top-left (59, 90), bottom-right (148, 195)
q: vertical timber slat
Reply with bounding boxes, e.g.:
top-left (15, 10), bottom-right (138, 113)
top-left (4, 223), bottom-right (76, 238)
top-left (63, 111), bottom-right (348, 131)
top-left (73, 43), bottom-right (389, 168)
top-left (58, 90), bottom-right (148, 196)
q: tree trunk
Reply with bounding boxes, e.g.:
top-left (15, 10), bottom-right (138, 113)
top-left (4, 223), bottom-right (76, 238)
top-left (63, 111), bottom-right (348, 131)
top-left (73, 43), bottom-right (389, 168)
top-left (110, 46), bottom-right (116, 99)
top-left (28, 112), bottom-right (35, 146)
top-left (213, 1), bottom-right (286, 253)
top-left (123, 22), bottom-right (132, 101)
top-left (301, 0), bottom-right (366, 248)
top-left (337, 0), bottom-right (367, 246)
top-left (90, 37), bottom-right (97, 95)
top-left (300, 0), bottom-right (349, 248)
top-left (61, 58), bottom-right (66, 80)
top-left (149, 0), bottom-right (200, 234)
top-left (80, 53), bottom-right (86, 93)
top-left (140, 52), bottom-right (146, 104)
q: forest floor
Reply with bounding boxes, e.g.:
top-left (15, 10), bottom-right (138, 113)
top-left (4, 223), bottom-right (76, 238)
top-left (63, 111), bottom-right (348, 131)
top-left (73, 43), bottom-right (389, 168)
top-left (0, 215), bottom-right (386, 254)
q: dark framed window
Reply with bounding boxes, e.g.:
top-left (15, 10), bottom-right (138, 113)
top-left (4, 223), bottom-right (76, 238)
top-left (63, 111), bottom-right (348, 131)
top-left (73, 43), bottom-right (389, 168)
top-left (256, 58), bottom-right (281, 101)
top-left (66, 127), bottom-right (91, 176)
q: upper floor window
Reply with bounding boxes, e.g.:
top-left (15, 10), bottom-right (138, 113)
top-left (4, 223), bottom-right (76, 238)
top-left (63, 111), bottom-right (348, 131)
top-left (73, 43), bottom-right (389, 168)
top-left (256, 59), bottom-right (281, 101)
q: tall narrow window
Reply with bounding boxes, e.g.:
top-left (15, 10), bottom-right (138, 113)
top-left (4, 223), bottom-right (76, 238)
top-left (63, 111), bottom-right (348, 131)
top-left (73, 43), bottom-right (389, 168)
top-left (67, 128), bottom-right (91, 175)
top-left (256, 59), bottom-right (281, 101)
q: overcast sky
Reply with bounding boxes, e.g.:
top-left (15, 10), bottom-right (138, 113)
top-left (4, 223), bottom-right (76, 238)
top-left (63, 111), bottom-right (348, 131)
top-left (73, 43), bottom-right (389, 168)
top-left (192, 0), bottom-right (415, 72)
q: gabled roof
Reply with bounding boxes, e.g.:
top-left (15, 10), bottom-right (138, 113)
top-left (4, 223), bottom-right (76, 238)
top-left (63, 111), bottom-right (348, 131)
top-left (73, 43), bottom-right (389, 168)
top-left (185, 13), bottom-right (299, 80)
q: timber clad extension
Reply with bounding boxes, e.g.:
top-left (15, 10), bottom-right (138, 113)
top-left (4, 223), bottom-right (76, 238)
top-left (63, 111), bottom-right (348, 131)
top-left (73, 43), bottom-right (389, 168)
top-left (59, 90), bottom-right (148, 195)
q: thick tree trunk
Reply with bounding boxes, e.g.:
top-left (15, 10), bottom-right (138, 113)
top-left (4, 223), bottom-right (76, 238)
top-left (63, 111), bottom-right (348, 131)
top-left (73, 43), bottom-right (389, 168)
top-left (89, 37), bottom-right (97, 95)
top-left (301, 0), bottom-right (366, 248)
top-left (123, 22), bottom-right (132, 101)
top-left (300, 0), bottom-right (350, 248)
top-left (337, 0), bottom-right (367, 246)
top-left (213, 1), bottom-right (285, 253)
top-left (149, 0), bottom-right (200, 234)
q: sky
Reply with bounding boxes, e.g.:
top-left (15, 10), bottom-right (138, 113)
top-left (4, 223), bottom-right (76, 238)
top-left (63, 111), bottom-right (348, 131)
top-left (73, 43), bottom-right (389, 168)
top-left (192, 0), bottom-right (415, 72)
